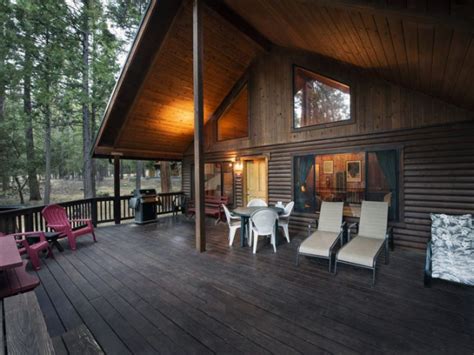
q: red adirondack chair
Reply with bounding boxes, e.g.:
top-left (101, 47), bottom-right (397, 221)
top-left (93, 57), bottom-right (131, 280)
top-left (1, 231), bottom-right (54, 270)
top-left (42, 204), bottom-right (96, 250)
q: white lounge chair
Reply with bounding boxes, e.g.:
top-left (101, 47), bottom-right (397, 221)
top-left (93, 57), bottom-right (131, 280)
top-left (250, 208), bottom-right (278, 253)
top-left (296, 201), bottom-right (344, 272)
top-left (278, 201), bottom-right (294, 243)
top-left (335, 201), bottom-right (391, 286)
top-left (247, 199), bottom-right (267, 207)
top-left (222, 204), bottom-right (241, 246)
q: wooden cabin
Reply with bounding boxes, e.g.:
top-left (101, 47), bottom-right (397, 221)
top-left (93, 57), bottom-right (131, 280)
top-left (93, 0), bottom-right (474, 251)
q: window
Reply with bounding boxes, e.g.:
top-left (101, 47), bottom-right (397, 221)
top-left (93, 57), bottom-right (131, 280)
top-left (293, 150), bottom-right (399, 220)
top-left (293, 66), bottom-right (351, 128)
top-left (198, 162), bottom-right (234, 204)
top-left (217, 84), bottom-right (249, 141)
top-left (204, 163), bottom-right (222, 197)
top-left (294, 155), bottom-right (316, 213)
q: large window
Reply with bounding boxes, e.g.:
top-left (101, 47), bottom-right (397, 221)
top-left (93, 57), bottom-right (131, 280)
top-left (217, 85), bottom-right (249, 141)
top-left (294, 149), bottom-right (399, 220)
top-left (202, 162), bottom-right (234, 204)
top-left (293, 66), bottom-right (351, 128)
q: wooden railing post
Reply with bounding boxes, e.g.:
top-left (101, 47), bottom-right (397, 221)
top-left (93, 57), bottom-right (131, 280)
top-left (113, 155), bottom-right (121, 225)
top-left (25, 211), bottom-right (34, 232)
top-left (91, 198), bottom-right (98, 227)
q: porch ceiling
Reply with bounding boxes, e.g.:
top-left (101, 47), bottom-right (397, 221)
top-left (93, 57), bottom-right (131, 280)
top-left (93, 0), bottom-right (474, 160)
top-left (93, 0), bottom-right (262, 160)
top-left (224, 0), bottom-right (474, 111)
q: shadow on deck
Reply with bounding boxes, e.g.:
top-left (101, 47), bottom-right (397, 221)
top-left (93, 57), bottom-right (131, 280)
top-left (34, 215), bottom-right (474, 354)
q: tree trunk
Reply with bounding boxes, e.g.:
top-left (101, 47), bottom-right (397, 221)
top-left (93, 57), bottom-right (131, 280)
top-left (90, 102), bottom-right (97, 196)
top-left (81, 0), bottom-right (94, 198)
top-left (160, 161), bottom-right (172, 193)
top-left (23, 55), bottom-right (42, 201)
top-left (14, 176), bottom-right (25, 205)
top-left (0, 81), bottom-right (7, 193)
top-left (43, 102), bottom-right (52, 204)
top-left (135, 160), bottom-right (142, 191)
top-left (0, 1), bottom-right (8, 194)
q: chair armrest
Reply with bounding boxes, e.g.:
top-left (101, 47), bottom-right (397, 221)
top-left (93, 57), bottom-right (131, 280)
top-left (307, 220), bottom-right (318, 237)
top-left (424, 241), bottom-right (432, 287)
top-left (340, 221), bottom-right (347, 232)
top-left (347, 222), bottom-right (358, 241)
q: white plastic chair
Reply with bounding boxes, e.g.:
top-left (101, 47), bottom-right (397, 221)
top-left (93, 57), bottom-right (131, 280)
top-left (247, 199), bottom-right (267, 207)
top-left (250, 209), bottom-right (278, 254)
top-left (278, 201), bottom-right (294, 243)
top-left (222, 204), bottom-right (241, 246)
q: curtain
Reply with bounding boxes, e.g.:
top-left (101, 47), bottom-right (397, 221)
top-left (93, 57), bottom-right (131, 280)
top-left (294, 155), bottom-right (315, 212)
top-left (375, 150), bottom-right (398, 219)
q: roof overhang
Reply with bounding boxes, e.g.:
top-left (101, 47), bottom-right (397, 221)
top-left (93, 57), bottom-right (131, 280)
top-left (93, 0), bottom-right (474, 160)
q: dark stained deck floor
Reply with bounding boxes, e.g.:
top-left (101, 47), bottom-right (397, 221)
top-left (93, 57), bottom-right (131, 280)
top-left (34, 215), bottom-right (474, 354)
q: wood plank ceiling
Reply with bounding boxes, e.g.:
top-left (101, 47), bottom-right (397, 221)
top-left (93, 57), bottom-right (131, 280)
top-left (94, 0), bottom-right (474, 160)
top-left (224, 0), bottom-right (474, 112)
top-left (109, 1), bottom-right (262, 158)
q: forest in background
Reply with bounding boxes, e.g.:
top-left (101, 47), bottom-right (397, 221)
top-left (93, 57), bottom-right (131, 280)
top-left (0, 0), bottom-right (179, 206)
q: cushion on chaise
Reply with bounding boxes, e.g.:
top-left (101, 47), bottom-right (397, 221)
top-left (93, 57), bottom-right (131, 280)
top-left (430, 214), bottom-right (474, 285)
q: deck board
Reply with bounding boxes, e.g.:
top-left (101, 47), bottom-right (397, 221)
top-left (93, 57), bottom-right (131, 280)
top-left (33, 215), bottom-right (474, 354)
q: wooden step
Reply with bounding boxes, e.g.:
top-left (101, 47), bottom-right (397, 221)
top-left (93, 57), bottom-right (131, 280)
top-left (4, 292), bottom-right (55, 355)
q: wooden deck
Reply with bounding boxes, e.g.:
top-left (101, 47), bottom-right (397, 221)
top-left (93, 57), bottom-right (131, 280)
top-left (33, 215), bottom-right (474, 354)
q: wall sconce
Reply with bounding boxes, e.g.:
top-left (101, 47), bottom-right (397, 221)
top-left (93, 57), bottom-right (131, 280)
top-left (234, 158), bottom-right (243, 175)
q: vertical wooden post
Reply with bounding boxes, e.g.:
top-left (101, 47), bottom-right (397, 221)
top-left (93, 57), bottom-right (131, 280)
top-left (113, 155), bottom-right (121, 225)
top-left (91, 198), bottom-right (98, 227)
top-left (193, 0), bottom-right (205, 252)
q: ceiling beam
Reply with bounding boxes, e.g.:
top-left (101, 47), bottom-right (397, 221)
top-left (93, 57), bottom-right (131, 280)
top-left (93, 146), bottom-right (183, 161)
top-left (204, 0), bottom-right (273, 51)
top-left (209, 69), bottom-right (249, 125)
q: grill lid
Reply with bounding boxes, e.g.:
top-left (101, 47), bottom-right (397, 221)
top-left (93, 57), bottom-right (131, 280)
top-left (132, 188), bottom-right (157, 197)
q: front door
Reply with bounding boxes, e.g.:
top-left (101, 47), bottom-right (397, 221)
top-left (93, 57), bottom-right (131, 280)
top-left (243, 158), bottom-right (268, 206)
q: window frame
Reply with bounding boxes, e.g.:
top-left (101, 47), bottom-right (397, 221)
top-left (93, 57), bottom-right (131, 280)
top-left (292, 65), bottom-right (355, 131)
top-left (291, 145), bottom-right (403, 221)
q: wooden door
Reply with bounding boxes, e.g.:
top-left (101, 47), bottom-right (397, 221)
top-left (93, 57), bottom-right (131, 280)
top-left (244, 158), bottom-right (267, 205)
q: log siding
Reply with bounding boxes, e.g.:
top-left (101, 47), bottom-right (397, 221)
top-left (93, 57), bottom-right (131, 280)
top-left (183, 48), bottom-right (474, 251)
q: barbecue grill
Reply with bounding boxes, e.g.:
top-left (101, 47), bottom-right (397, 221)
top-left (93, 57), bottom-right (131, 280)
top-left (129, 189), bottom-right (158, 224)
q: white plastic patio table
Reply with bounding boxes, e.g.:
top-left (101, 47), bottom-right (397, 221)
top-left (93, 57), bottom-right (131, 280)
top-left (232, 206), bottom-right (284, 247)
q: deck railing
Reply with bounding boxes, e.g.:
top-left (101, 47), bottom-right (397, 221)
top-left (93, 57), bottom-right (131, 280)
top-left (0, 191), bottom-right (184, 234)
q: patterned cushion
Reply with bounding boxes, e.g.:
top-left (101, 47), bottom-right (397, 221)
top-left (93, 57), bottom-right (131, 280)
top-left (430, 214), bottom-right (474, 285)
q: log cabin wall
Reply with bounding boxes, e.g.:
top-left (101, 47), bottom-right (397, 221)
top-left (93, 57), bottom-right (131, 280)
top-left (183, 47), bottom-right (474, 251)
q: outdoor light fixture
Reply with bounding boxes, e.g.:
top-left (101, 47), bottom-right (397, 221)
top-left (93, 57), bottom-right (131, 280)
top-left (234, 158), bottom-right (243, 175)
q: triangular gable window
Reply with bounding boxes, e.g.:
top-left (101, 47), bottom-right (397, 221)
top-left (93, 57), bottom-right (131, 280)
top-left (217, 84), bottom-right (249, 141)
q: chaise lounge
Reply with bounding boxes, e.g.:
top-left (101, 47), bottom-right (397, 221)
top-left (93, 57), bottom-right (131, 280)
top-left (296, 201), bottom-right (344, 272)
top-left (335, 201), bottom-right (391, 285)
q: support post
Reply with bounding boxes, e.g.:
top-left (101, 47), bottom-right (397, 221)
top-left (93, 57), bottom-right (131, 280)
top-left (113, 155), bottom-right (121, 225)
top-left (193, 0), bottom-right (205, 252)
top-left (91, 198), bottom-right (98, 227)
